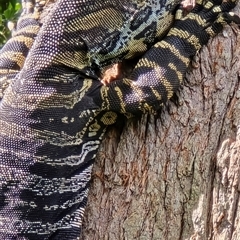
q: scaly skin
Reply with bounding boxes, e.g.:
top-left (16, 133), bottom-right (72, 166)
top-left (0, 0), bottom-right (239, 239)
top-left (0, 0), bottom-right (46, 99)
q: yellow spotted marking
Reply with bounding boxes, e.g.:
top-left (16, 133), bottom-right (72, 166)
top-left (168, 63), bottom-right (183, 83)
top-left (206, 27), bottom-right (216, 37)
top-left (158, 40), bottom-right (190, 66)
top-left (66, 8), bottom-right (123, 32)
top-left (187, 14), bottom-right (206, 27)
top-left (167, 29), bottom-right (201, 51)
top-left (175, 9), bottom-right (183, 21)
top-left (151, 88), bottom-right (162, 101)
top-left (168, 28), bottom-right (190, 39)
top-left (7, 35), bottom-right (36, 49)
top-left (114, 86), bottom-right (127, 113)
top-left (0, 51), bottom-right (26, 68)
top-left (188, 35), bottom-right (202, 51)
top-left (13, 25), bottom-right (40, 37)
top-left (154, 65), bottom-right (174, 99)
top-left (135, 57), bottom-right (156, 69)
top-left (88, 120), bottom-right (101, 137)
top-left (55, 49), bottom-right (88, 70)
top-left (124, 38), bottom-right (148, 59)
top-left (141, 102), bottom-right (154, 113)
top-left (212, 6), bottom-right (222, 13)
top-left (61, 117), bottom-right (68, 123)
top-left (100, 87), bottom-right (110, 110)
top-left (100, 111), bottom-right (117, 125)
top-left (38, 78), bottom-right (93, 109)
top-left (204, 1), bottom-right (214, 9)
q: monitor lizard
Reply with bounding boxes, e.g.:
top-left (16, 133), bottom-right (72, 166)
top-left (0, 0), bottom-right (239, 239)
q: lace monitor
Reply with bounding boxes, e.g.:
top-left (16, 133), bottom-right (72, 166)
top-left (0, 0), bottom-right (239, 239)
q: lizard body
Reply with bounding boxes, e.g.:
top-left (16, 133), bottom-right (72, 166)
top-left (0, 0), bottom-right (239, 239)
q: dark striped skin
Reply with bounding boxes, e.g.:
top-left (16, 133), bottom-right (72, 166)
top-left (0, 0), bottom-right (45, 100)
top-left (0, 0), bottom-right (239, 239)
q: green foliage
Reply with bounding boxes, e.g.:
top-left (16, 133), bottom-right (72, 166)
top-left (0, 0), bottom-right (21, 48)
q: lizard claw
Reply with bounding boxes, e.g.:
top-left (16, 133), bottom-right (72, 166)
top-left (169, 0), bottom-right (240, 55)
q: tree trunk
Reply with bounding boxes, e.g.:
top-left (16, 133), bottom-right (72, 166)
top-left (81, 6), bottom-right (240, 240)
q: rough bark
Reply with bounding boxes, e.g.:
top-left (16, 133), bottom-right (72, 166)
top-left (81, 6), bottom-right (240, 240)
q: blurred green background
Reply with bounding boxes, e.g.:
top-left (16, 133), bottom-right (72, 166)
top-left (0, 0), bottom-right (21, 47)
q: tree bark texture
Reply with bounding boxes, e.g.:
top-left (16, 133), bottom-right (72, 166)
top-left (81, 5), bottom-right (240, 240)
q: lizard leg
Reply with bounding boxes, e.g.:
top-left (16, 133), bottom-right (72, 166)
top-left (95, 0), bottom-right (240, 115)
top-left (0, 0), bottom-right (46, 100)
